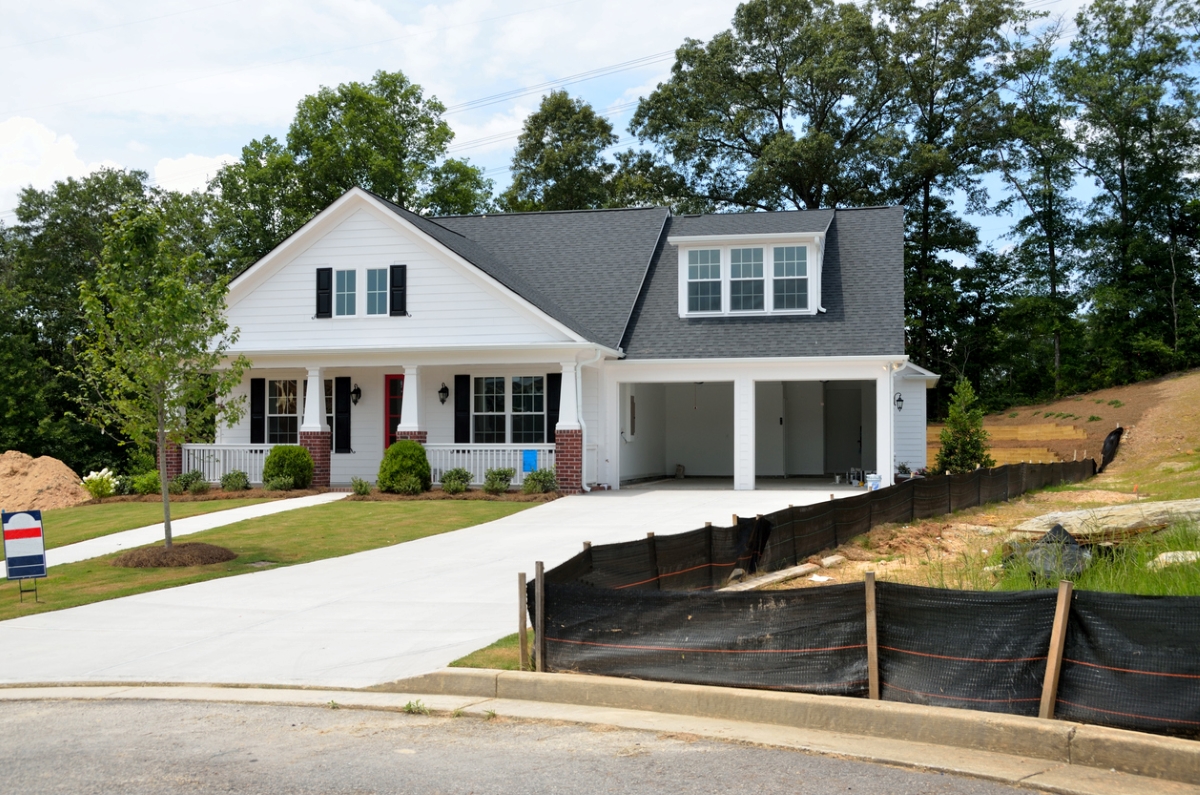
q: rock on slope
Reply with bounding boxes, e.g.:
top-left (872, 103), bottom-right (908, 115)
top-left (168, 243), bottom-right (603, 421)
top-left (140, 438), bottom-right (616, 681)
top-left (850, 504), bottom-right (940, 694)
top-left (0, 451), bottom-right (91, 512)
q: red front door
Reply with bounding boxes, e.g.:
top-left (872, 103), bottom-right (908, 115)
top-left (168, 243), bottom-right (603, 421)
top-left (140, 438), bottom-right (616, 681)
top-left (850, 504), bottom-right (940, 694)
top-left (385, 374), bottom-right (404, 448)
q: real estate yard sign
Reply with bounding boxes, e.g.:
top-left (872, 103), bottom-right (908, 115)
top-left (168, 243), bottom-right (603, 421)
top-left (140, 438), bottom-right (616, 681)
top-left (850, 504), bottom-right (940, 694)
top-left (3, 510), bottom-right (47, 580)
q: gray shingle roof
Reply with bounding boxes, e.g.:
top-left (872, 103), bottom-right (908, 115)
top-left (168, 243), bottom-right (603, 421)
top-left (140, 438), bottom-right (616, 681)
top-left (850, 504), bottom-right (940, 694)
top-left (669, 209), bottom-right (835, 238)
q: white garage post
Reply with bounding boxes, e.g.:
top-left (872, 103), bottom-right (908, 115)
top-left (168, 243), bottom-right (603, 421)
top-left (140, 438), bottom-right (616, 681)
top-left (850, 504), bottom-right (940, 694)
top-left (397, 365), bottom-right (421, 434)
top-left (733, 377), bottom-right (755, 490)
top-left (876, 366), bottom-right (894, 487)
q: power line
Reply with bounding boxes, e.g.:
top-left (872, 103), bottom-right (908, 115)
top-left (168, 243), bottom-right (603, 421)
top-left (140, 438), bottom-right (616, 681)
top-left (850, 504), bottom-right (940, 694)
top-left (447, 100), bottom-right (641, 153)
top-left (1, 0), bottom-right (242, 51)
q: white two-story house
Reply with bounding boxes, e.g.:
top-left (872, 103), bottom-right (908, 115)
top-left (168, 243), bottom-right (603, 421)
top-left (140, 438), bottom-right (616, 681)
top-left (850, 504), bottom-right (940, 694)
top-left (183, 187), bottom-right (937, 492)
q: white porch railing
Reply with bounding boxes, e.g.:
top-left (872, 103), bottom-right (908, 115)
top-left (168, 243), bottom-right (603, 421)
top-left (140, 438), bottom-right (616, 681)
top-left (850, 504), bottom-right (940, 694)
top-left (182, 444), bottom-right (275, 484)
top-left (425, 444), bottom-right (555, 486)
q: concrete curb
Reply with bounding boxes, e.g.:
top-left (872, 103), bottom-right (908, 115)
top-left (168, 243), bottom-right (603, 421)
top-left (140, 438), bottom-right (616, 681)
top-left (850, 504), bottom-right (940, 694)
top-left (380, 669), bottom-right (1200, 787)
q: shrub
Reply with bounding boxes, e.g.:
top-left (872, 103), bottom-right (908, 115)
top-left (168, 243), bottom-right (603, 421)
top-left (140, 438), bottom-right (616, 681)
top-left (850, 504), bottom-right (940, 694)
top-left (442, 479), bottom-right (466, 495)
top-left (188, 479), bottom-right (210, 495)
top-left (263, 445), bottom-right (314, 490)
top-left (483, 467), bottom-right (515, 495)
top-left (113, 474), bottom-right (133, 496)
top-left (220, 470), bottom-right (250, 491)
top-left (168, 478), bottom-right (185, 495)
top-left (394, 474), bottom-right (424, 495)
top-left (441, 467), bottom-right (472, 489)
top-left (81, 468), bottom-right (117, 500)
top-left (935, 378), bottom-right (995, 474)
top-left (351, 476), bottom-right (372, 496)
top-left (263, 475), bottom-right (294, 492)
top-left (131, 470), bottom-right (161, 495)
top-left (378, 440), bottom-right (431, 493)
top-left (173, 469), bottom-right (205, 493)
top-left (522, 468), bottom-right (558, 494)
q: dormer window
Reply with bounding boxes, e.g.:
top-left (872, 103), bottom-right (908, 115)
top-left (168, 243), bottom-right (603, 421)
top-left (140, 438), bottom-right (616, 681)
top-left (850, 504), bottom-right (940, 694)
top-left (687, 250), bottom-right (722, 312)
top-left (773, 246), bottom-right (808, 310)
top-left (730, 248), bottom-right (764, 311)
top-left (673, 234), bottom-right (824, 318)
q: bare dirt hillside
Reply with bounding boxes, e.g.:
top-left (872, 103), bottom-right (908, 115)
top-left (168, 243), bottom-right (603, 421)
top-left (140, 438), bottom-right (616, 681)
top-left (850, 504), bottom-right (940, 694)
top-left (0, 451), bottom-right (91, 512)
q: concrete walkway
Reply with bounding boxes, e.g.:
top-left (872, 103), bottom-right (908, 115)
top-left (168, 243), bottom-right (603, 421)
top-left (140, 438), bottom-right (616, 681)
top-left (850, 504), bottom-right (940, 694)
top-left (0, 492), bottom-right (348, 578)
top-left (0, 486), bottom-right (859, 689)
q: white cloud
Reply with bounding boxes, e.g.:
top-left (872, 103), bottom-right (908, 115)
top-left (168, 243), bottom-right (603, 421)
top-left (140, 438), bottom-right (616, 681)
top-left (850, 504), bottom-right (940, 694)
top-left (152, 153), bottom-right (237, 193)
top-left (0, 116), bottom-right (118, 216)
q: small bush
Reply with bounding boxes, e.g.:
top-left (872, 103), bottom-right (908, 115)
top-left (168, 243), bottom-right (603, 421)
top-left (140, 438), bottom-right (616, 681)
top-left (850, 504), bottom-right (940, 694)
top-left (220, 470), bottom-right (250, 491)
top-left (81, 468), bottom-right (116, 500)
top-left (168, 479), bottom-right (185, 495)
top-left (173, 469), bottom-right (205, 493)
top-left (188, 479), bottom-right (210, 495)
top-left (351, 476), bottom-right (372, 496)
top-left (483, 467), bottom-right (515, 495)
top-left (522, 468), bottom-right (558, 494)
top-left (113, 474), bottom-right (133, 496)
top-left (378, 440), bottom-right (431, 493)
top-left (394, 474), bottom-right (424, 495)
top-left (131, 470), bottom-right (161, 495)
top-left (442, 479), bottom-right (466, 495)
top-left (263, 475), bottom-right (294, 492)
top-left (263, 445), bottom-right (314, 490)
top-left (441, 467), bottom-right (473, 488)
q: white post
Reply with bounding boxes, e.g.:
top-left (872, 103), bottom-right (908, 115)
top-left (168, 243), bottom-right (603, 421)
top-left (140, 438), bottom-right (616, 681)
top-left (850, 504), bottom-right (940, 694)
top-left (557, 362), bottom-right (580, 430)
top-left (734, 377), bottom-right (755, 490)
top-left (300, 367), bottom-right (326, 432)
top-left (877, 365), bottom-right (894, 487)
top-left (397, 365), bottom-right (421, 433)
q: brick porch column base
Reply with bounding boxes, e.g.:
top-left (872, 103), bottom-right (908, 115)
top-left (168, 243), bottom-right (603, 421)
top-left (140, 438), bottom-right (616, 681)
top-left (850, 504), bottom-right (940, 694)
top-left (300, 430), bottom-right (331, 488)
top-left (160, 442), bottom-right (183, 481)
top-left (395, 431), bottom-right (428, 444)
top-left (554, 429), bottom-right (583, 494)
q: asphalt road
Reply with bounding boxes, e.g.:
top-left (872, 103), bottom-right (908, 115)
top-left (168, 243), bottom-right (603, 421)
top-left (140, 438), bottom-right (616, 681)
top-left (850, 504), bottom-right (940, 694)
top-left (0, 700), bottom-right (1026, 795)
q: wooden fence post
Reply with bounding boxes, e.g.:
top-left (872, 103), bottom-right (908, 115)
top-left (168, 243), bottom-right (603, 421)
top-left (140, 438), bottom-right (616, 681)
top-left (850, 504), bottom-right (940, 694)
top-left (865, 571), bottom-right (880, 700)
top-left (518, 572), bottom-right (529, 671)
top-left (535, 560), bottom-right (545, 673)
top-left (1039, 580), bottom-right (1074, 719)
top-left (646, 532), bottom-right (659, 589)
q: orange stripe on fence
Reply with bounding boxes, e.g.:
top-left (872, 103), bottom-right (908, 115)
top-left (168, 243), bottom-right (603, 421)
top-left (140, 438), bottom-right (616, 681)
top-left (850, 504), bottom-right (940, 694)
top-left (1055, 699), bottom-right (1200, 726)
top-left (880, 646), bottom-right (1047, 664)
top-left (884, 683), bottom-right (1041, 704)
top-left (547, 637), bottom-right (866, 655)
top-left (610, 560), bottom-right (739, 590)
top-left (1063, 658), bottom-right (1200, 680)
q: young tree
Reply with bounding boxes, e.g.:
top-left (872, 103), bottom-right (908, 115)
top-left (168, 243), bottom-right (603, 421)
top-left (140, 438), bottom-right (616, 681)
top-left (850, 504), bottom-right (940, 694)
top-left (75, 197), bottom-right (249, 547)
top-left (935, 378), bottom-right (996, 473)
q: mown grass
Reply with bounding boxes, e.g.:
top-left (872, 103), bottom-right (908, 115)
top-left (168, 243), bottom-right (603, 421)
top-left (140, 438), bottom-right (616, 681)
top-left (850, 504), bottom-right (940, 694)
top-left (13, 499), bottom-right (274, 556)
top-left (0, 500), bottom-right (532, 623)
top-left (450, 629), bottom-right (533, 671)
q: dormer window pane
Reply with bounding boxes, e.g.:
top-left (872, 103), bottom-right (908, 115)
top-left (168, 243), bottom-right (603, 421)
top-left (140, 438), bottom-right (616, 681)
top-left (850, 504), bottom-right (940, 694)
top-left (774, 246), bottom-right (808, 310)
top-left (730, 248), bottom-right (764, 311)
top-left (687, 249), bottom-right (721, 312)
top-left (335, 269), bottom-right (356, 316)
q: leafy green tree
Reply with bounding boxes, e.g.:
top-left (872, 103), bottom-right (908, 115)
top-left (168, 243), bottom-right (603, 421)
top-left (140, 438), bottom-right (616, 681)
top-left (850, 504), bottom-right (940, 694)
top-left (935, 378), bottom-right (995, 473)
top-left (208, 136), bottom-right (302, 272)
top-left (499, 91), bottom-right (618, 212)
top-left (423, 158), bottom-right (494, 216)
top-left (75, 197), bottom-right (249, 547)
top-left (630, 0), bottom-right (900, 211)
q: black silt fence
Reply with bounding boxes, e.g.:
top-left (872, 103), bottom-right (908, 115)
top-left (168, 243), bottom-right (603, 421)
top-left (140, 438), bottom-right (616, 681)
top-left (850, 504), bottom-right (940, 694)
top-left (1055, 591), bottom-right (1200, 737)
top-left (876, 582), bottom-right (1056, 716)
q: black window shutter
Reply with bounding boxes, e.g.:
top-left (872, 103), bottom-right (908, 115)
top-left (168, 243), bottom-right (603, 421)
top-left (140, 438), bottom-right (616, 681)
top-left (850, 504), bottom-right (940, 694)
top-left (454, 374), bottom-right (470, 444)
top-left (334, 377), bottom-right (352, 453)
top-left (390, 264), bottom-right (407, 316)
top-left (316, 268), bottom-right (333, 318)
top-left (546, 372), bottom-right (562, 443)
top-left (250, 378), bottom-right (265, 444)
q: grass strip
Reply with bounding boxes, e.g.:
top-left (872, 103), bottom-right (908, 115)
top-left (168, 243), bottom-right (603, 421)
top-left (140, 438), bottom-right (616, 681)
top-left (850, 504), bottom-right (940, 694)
top-left (0, 500), bottom-right (532, 623)
top-left (450, 630), bottom-right (533, 671)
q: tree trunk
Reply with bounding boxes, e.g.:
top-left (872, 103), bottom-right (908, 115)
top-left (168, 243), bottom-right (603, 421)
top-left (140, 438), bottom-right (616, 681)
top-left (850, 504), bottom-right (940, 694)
top-left (157, 400), bottom-right (173, 549)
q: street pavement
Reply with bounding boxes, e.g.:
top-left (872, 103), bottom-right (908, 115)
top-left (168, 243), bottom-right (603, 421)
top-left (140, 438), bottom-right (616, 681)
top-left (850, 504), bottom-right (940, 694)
top-left (0, 485), bottom-right (859, 688)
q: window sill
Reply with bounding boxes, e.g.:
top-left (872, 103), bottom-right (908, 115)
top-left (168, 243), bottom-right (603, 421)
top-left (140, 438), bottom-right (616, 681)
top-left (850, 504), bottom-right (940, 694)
top-left (680, 309), bottom-right (817, 319)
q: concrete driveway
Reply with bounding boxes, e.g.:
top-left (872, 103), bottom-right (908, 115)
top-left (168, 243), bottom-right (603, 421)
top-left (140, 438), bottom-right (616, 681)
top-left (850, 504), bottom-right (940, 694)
top-left (0, 485), bottom-right (861, 689)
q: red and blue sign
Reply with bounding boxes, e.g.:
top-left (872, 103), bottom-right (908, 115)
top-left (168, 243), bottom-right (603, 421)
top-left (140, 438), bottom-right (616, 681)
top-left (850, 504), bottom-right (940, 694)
top-left (3, 510), bottom-right (47, 580)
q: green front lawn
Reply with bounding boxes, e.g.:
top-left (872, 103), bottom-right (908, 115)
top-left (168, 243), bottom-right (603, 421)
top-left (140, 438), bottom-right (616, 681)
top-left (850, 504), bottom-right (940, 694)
top-left (451, 630), bottom-right (533, 671)
top-left (0, 500), bottom-right (533, 623)
top-left (7, 499), bottom-right (273, 557)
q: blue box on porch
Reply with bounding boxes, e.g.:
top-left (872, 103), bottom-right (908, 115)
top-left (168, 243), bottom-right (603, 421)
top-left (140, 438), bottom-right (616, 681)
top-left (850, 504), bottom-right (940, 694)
top-left (522, 449), bottom-right (538, 473)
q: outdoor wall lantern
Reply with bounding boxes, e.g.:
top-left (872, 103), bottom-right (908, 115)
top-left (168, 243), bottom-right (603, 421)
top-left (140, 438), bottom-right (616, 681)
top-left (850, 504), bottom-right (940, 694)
top-left (894, 391), bottom-right (904, 412)
top-left (350, 384), bottom-right (362, 405)
top-left (438, 382), bottom-right (450, 404)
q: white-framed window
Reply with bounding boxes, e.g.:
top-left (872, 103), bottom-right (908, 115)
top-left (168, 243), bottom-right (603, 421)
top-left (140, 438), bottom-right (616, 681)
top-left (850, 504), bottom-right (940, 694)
top-left (366, 268), bottom-right (388, 315)
top-left (473, 376), bottom-right (506, 443)
top-left (730, 247), bottom-right (764, 311)
top-left (335, 269), bottom-right (356, 316)
top-left (687, 249), bottom-right (722, 312)
top-left (268, 379), bottom-right (298, 444)
top-left (774, 246), bottom-right (808, 310)
top-left (511, 376), bottom-right (545, 444)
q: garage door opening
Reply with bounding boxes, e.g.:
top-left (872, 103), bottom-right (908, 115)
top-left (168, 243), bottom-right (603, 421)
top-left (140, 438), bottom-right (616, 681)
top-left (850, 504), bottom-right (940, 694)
top-left (618, 382), bottom-right (734, 485)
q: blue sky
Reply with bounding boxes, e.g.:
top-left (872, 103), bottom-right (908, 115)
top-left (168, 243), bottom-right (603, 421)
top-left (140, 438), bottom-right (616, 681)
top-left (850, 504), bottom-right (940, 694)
top-left (1, 0), bottom-right (1090, 249)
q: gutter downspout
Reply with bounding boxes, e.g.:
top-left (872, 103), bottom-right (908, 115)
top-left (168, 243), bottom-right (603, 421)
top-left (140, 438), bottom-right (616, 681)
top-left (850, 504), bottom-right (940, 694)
top-left (576, 348), bottom-right (604, 492)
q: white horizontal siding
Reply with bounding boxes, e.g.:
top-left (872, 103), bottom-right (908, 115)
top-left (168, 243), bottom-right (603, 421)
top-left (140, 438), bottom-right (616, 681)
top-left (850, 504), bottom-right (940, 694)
top-left (893, 378), bottom-right (928, 471)
top-left (226, 209), bottom-right (570, 352)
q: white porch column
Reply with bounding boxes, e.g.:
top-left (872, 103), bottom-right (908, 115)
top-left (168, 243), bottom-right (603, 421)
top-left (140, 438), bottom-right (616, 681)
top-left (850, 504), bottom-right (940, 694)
top-left (556, 362), bottom-right (580, 430)
top-left (876, 366), bottom-right (895, 487)
top-left (397, 365), bottom-right (422, 433)
top-left (733, 377), bottom-right (755, 490)
top-left (300, 367), bottom-right (326, 432)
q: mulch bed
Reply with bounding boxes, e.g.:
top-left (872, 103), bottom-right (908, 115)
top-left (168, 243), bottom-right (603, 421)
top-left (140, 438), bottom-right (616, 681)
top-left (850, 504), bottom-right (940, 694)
top-left (111, 542), bottom-right (238, 568)
top-left (97, 489), bottom-right (323, 504)
top-left (349, 490), bottom-right (559, 503)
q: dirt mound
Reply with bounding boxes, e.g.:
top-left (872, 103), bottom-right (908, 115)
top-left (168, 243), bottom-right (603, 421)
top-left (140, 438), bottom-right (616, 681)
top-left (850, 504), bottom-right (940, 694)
top-left (111, 543), bottom-right (237, 568)
top-left (0, 451), bottom-right (91, 511)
